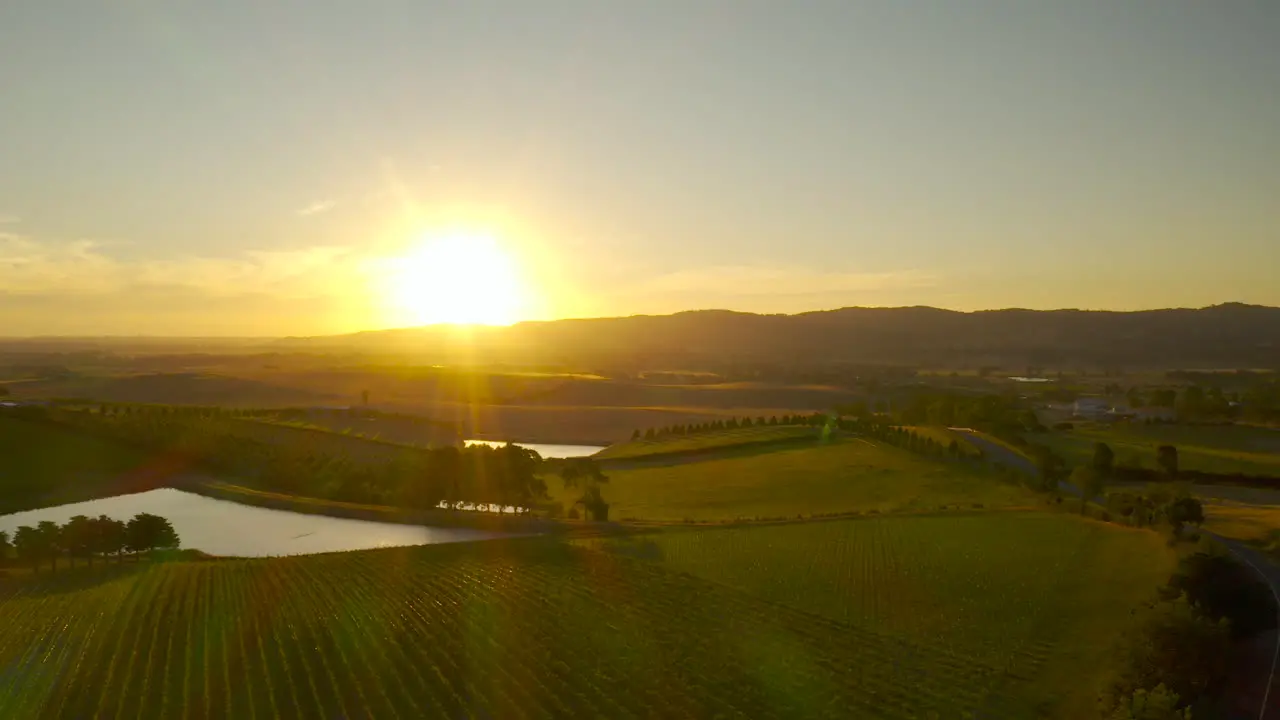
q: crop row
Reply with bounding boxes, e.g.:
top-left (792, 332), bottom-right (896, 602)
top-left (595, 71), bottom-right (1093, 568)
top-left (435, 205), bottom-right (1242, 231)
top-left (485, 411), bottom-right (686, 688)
top-left (0, 539), bottom-right (1035, 719)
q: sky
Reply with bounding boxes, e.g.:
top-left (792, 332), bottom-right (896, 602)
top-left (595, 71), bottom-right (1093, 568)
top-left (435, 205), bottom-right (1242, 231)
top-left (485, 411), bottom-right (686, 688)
top-left (2, 1), bottom-right (1278, 336)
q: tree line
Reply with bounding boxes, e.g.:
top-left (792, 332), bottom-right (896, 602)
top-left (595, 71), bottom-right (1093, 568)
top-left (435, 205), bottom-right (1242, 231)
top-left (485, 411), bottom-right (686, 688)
top-left (0, 513), bottom-right (179, 573)
top-left (630, 413), bottom-right (828, 442)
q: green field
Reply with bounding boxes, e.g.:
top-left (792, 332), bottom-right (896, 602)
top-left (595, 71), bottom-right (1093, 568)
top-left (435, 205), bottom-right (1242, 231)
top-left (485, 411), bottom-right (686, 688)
top-left (594, 424), bottom-right (819, 461)
top-left (0, 415), bottom-right (147, 513)
top-left (557, 438), bottom-right (1035, 521)
top-left (0, 537), bottom-right (1103, 720)
top-left (581, 513), bottom-right (1178, 718)
top-left (1039, 423), bottom-right (1280, 476)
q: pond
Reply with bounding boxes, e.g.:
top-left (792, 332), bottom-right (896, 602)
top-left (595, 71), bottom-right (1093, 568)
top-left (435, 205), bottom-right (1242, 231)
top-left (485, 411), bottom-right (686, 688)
top-left (463, 439), bottom-right (607, 458)
top-left (0, 489), bottom-right (515, 558)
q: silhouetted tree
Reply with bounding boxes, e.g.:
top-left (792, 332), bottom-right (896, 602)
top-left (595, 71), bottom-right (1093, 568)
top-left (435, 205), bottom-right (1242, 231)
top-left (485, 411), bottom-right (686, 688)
top-left (1092, 442), bottom-right (1115, 477)
top-left (94, 515), bottom-right (128, 563)
top-left (126, 513), bottom-right (180, 556)
top-left (1166, 497), bottom-right (1205, 537)
top-left (63, 515), bottom-right (95, 568)
top-left (630, 429), bottom-right (640, 441)
top-left (0, 530), bottom-right (10, 568)
top-left (576, 484), bottom-right (610, 522)
top-left (14, 526), bottom-right (40, 572)
top-left (1070, 466), bottom-right (1105, 512)
top-left (560, 457), bottom-right (608, 491)
top-left (1156, 445), bottom-right (1179, 478)
top-left (36, 520), bottom-right (62, 572)
top-left (644, 428), bottom-right (655, 441)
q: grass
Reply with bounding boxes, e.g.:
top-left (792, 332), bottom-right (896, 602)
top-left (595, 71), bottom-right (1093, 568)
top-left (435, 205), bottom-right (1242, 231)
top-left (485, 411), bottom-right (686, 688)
top-left (593, 424), bottom-right (819, 461)
top-left (1038, 423), bottom-right (1280, 476)
top-left (553, 438), bottom-right (1037, 521)
top-left (579, 513), bottom-right (1178, 718)
top-left (0, 415), bottom-right (148, 513)
top-left (0, 536), bottom-right (1103, 719)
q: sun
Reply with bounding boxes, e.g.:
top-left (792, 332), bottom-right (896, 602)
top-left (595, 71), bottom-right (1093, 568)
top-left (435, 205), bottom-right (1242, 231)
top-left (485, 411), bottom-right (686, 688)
top-left (387, 232), bottom-right (525, 326)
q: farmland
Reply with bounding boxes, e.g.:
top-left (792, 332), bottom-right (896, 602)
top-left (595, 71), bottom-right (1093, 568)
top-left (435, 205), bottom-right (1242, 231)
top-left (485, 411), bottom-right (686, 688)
top-left (0, 538), bottom-right (1057, 720)
top-left (580, 513), bottom-right (1179, 717)
top-left (0, 414), bottom-right (147, 514)
top-left (554, 438), bottom-right (1036, 521)
top-left (594, 424), bottom-right (820, 461)
top-left (1037, 422), bottom-right (1280, 476)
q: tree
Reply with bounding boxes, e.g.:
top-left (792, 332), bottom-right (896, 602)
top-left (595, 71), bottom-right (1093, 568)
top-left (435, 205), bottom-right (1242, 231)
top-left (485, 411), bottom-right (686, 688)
top-left (0, 530), bottom-right (10, 568)
top-left (1165, 497), bottom-right (1205, 538)
top-left (1108, 684), bottom-right (1190, 720)
top-left (644, 427), bottom-right (655, 441)
top-left (576, 484), bottom-right (610, 522)
top-left (630, 429), bottom-right (640, 441)
top-left (1092, 442), bottom-right (1116, 477)
top-left (1070, 466), bottom-right (1106, 513)
top-left (36, 520), bottom-right (63, 572)
top-left (1156, 445), bottom-right (1179, 478)
top-left (94, 516), bottom-right (128, 563)
top-left (1105, 598), bottom-right (1230, 714)
top-left (560, 457), bottom-right (607, 491)
top-left (62, 515), bottom-right (95, 568)
top-left (1029, 444), bottom-right (1067, 492)
top-left (126, 513), bottom-right (180, 556)
top-left (14, 526), bottom-right (40, 572)
top-left (1126, 387), bottom-right (1145, 409)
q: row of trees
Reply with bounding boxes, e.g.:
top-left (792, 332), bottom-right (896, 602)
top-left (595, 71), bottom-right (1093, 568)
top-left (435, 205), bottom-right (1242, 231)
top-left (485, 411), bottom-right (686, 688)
top-left (629, 413), bottom-right (826, 441)
top-left (1105, 550), bottom-right (1275, 717)
top-left (1128, 380), bottom-right (1280, 423)
top-left (841, 391), bottom-right (1044, 439)
top-left (0, 513), bottom-right (179, 573)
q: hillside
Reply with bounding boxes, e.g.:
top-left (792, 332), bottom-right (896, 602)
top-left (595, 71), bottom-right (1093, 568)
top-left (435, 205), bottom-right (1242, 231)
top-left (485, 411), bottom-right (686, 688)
top-left (0, 530), bottom-right (1175, 719)
top-left (581, 513), bottom-right (1177, 718)
top-left (550, 437), bottom-right (1035, 521)
top-left (269, 303), bottom-right (1280, 370)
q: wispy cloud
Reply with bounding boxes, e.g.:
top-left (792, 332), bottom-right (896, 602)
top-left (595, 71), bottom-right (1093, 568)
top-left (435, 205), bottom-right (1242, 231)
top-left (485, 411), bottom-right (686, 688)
top-left (639, 265), bottom-right (938, 298)
top-left (0, 214), bottom-right (19, 224)
top-left (296, 199), bottom-right (335, 216)
top-left (0, 233), bottom-right (359, 298)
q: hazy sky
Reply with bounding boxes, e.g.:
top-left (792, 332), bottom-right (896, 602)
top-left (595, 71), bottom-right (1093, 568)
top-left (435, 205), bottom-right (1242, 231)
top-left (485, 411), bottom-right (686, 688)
top-left (2, 1), bottom-right (1278, 335)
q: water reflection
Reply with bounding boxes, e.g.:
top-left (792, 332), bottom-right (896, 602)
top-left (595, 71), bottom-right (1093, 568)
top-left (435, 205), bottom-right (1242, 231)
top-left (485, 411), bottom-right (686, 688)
top-left (0, 489), bottom-right (515, 558)
top-left (463, 440), bottom-right (606, 458)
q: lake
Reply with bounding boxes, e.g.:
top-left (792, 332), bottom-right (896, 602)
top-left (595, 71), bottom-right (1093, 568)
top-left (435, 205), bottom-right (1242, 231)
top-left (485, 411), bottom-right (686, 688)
top-left (463, 440), bottom-right (607, 458)
top-left (0, 489), bottom-right (514, 558)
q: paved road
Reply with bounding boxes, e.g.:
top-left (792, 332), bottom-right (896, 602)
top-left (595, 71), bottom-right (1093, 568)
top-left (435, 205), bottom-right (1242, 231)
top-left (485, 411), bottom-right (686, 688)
top-left (951, 428), bottom-right (1280, 719)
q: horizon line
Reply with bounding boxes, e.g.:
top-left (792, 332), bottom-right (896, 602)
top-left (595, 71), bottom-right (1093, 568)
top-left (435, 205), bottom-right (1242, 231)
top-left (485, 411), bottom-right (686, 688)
top-left (0, 301), bottom-right (1271, 341)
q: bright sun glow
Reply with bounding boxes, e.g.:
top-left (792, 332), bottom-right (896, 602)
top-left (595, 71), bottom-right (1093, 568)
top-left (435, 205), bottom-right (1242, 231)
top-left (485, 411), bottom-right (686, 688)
top-left (388, 233), bottom-right (525, 326)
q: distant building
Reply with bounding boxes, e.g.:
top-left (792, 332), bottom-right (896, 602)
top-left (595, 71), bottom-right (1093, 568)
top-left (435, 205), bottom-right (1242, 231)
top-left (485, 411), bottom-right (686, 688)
top-left (1073, 397), bottom-right (1112, 419)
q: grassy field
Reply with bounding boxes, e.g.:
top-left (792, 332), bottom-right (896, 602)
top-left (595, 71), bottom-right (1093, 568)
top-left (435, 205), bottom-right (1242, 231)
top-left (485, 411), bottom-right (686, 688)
top-left (594, 425), bottom-right (819, 461)
top-left (1038, 423), bottom-right (1280, 476)
top-left (580, 513), bottom-right (1179, 718)
top-left (0, 415), bottom-right (148, 513)
top-left (0, 537), bottom-right (1091, 720)
top-left (553, 438), bottom-right (1036, 521)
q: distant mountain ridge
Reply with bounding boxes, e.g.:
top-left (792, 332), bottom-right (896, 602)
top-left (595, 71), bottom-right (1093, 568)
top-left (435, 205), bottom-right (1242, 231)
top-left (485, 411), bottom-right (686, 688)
top-left (274, 303), bottom-right (1280, 370)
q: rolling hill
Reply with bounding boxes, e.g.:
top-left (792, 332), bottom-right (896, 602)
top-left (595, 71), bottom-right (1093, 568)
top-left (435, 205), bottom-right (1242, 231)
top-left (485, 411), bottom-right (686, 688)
top-left (270, 303), bottom-right (1280, 370)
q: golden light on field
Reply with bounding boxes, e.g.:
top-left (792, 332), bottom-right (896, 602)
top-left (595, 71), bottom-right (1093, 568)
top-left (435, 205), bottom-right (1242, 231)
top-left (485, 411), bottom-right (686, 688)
top-left (386, 232), bottom-right (526, 326)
